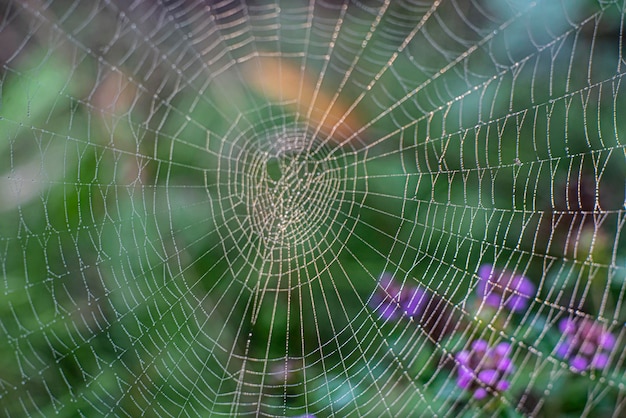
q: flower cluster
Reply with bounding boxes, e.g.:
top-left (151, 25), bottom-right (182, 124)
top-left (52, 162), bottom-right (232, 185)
top-left (369, 273), bottom-right (428, 321)
top-left (555, 317), bottom-right (616, 372)
top-left (455, 340), bottom-right (515, 400)
top-left (477, 264), bottom-right (535, 312)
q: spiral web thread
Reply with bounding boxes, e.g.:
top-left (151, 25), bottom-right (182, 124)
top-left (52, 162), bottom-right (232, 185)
top-left (0, 0), bottom-right (625, 416)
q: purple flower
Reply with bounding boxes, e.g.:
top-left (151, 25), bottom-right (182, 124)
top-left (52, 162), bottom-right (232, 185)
top-left (477, 264), bottom-right (535, 312)
top-left (555, 317), bottom-right (616, 372)
top-left (369, 273), bottom-right (428, 321)
top-left (456, 339), bottom-right (515, 400)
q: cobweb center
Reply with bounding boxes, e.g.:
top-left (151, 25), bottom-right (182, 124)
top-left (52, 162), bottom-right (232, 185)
top-left (247, 130), bottom-right (339, 248)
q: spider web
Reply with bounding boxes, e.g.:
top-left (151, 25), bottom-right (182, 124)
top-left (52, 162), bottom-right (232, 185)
top-left (1, 0), bottom-right (625, 416)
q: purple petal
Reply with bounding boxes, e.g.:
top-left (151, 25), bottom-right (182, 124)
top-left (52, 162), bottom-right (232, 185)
top-left (591, 353), bottom-right (609, 369)
top-left (377, 302), bottom-right (399, 320)
top-left (476, 279), bottom-right (487, 298)
top-left (559, 318), bottom-right (574, 334)
top-left (495, 342), bottom-right (511, 356)
top-left (478, 264), bottom-right (494, 281)
top-left (456, 351), bottom-right (470, 365)
top-left (474, 388), bottom-right (488, 400)
top-left (496, 380), bottom-right (510, 391)
top-left (555, 342), bottom-right (571, 358)
top-left (477, 369), bottom-right (499, 386)
top-left (571, 356), bottom-right (589, 372)
top-left (514, 276), bottom-right (535, 296)
top-left (457, 370), bottom-right (473, 389)
top-left (472, 339), bottom-right (489, 352)
top-left (599, 333), bottom-right (616, 350)
top-left (403, 288), bottom-right (427, 317)
top-left (485, 293), bottom-right (502, 308)
top-left (507, 295), bottom-right (528, 312)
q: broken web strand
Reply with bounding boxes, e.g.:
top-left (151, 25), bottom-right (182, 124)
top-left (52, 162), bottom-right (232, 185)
top-left (0, 0), bottom-right (625, 417)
